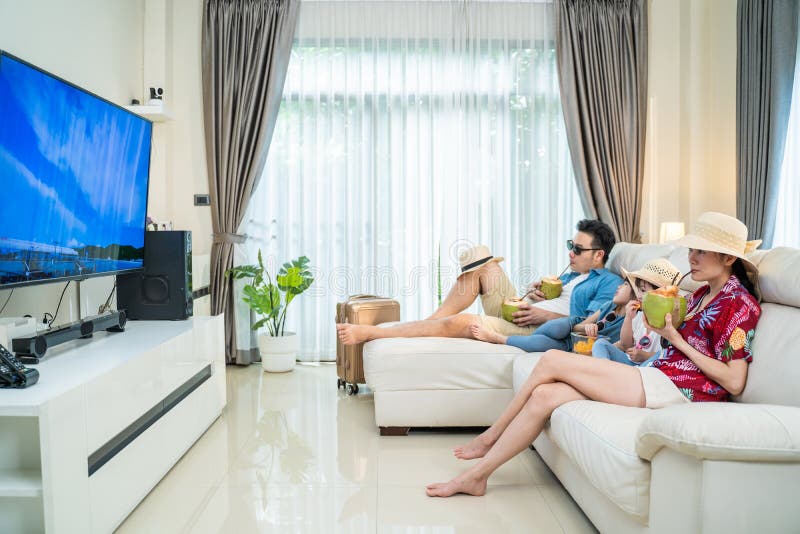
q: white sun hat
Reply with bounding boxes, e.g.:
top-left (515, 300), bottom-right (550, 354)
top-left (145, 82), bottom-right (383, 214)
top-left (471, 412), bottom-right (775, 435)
top-left (673, 211), bottom-right (761, 298)
top-left (457, 245), bottom-right (504, 277)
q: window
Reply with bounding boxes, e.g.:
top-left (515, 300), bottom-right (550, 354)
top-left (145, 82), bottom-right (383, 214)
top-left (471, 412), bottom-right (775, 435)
top-left (773, 28), bottom-right (800, 248)
top-left (245, 1), bottom-right (584, 360)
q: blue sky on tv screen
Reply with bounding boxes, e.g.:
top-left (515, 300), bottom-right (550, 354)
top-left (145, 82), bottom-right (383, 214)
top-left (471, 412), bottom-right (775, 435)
top-left (0, 54), bottom-right (150, 255)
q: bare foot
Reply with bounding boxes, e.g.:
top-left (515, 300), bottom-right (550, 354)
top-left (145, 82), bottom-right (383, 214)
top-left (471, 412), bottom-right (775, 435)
top-left (336, 323), bottom-right (375, 345)
top-left (453, 433), bottom-right (494, 460)
top-left (426, 472), bottom-right (488, 497)
top-left (469, 322), bottom-right (505, 345)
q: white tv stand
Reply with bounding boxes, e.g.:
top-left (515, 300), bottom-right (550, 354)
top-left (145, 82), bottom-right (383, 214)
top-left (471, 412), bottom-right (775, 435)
top-left (0, 315), bottom-right (226, 533)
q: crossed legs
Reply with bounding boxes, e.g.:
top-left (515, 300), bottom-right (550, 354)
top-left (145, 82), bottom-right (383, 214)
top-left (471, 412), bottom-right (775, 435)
top-left (427, 350), bottom-right (647, 497)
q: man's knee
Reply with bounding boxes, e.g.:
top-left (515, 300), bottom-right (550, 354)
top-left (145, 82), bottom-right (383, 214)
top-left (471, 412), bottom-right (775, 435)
top-left (444, 314), bottom-right (478, 334)
top-left (477, 262), bottom-right (504, 293)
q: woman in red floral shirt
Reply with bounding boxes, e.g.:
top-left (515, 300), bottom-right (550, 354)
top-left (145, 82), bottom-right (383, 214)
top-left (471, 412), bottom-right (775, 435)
top-left (427, 212), bottom-right (762, 498)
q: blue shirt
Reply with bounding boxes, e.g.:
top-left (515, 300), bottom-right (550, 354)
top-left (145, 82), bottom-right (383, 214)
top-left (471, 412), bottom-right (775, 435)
top-left (560, 268), bottom-right (623, 320)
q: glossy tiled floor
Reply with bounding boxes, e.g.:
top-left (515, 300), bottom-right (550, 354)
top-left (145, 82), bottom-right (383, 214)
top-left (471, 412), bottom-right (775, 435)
top-left (116, 363), bottom-right (597, 533)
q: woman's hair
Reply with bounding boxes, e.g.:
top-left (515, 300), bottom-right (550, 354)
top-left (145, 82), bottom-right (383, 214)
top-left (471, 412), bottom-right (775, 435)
top-left (731, 258), bottom-right (757, 296)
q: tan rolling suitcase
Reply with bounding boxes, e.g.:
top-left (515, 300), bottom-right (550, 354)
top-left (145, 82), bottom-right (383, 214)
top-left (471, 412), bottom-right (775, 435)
top-left (336, 295), bottom-right (400, 395)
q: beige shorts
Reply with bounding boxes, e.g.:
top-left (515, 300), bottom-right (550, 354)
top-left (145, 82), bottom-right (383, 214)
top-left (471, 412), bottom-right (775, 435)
top-left (478, 267), bottom-right (537, 337)
top-left (478, 267), bottom-right (519, 318)
top-left (638, 367), bottom-right (691, 409)
top-left (479, 315), bottom-right (537, 337)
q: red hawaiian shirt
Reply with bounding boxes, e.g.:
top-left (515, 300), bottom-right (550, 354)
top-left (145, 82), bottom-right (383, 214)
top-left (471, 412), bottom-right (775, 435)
top-left (653, 275), bottom-right (761, 402)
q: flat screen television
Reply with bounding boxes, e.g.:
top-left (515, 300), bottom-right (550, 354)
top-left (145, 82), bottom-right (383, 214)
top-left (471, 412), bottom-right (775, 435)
top-left (0, 51), bottom-right (152, 289)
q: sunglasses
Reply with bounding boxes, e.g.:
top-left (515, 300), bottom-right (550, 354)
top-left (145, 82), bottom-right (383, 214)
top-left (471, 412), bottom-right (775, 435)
top-left (567, 240), bottom-right (603, 256)
top-left (596, 312), bottom-right (617, 331)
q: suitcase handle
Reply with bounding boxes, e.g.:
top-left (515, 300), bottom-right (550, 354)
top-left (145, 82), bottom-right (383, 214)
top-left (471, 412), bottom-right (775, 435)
top-left (337, 294), bottom-right (384, 323)
top-left (347, 294), bottom-right (380, 301)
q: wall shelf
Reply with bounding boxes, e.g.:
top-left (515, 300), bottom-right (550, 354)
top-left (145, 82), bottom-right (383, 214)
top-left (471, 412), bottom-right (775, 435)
top-left (0, 469), bottom-right (42, 498)
top-left (124, 104), bottom-right (172, 122)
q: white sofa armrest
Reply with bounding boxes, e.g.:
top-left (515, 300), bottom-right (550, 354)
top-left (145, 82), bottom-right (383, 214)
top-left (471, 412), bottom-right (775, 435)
top-left (636, 403), bottom-right (800, 462)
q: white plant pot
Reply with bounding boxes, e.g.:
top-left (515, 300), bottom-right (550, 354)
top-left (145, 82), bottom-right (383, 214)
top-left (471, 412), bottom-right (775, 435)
top-left (258, 331), bottom-right (297, 373)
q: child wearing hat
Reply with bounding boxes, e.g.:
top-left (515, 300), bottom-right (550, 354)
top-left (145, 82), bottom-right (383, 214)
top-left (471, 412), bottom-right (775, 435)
top-left (591, 258), bottom-right (681, 367)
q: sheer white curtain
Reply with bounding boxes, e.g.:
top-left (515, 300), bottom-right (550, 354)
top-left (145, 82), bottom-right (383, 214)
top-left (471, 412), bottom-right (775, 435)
top-left (774, 30), bottom-right (800, 248)
top-left (244, 0), bottom-right (584, 361)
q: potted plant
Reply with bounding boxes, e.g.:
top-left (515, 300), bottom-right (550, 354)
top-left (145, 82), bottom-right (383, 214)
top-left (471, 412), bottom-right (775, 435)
top-left (226, 252), bottom-right (313, 372)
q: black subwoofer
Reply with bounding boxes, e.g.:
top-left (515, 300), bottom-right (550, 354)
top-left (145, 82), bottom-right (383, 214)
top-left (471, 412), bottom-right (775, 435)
top-left (117, 231), bottom-right (193, 320)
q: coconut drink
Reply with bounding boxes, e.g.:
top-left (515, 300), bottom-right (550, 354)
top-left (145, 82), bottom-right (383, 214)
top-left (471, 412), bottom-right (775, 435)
top-left (540, 276), bottom-right (563, 300)
top-left (642, 285), bottom-right (687, 329)
top-left (502, 298), bottom-right (524, 323)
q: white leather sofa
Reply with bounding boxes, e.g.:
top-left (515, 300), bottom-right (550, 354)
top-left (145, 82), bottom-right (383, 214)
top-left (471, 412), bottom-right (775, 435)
top-left (363, 243), bottom-right (800, 533)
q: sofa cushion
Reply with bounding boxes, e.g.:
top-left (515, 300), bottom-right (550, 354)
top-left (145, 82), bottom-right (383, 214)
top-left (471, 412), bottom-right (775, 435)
top-left (607, 242), bottom-right (675, 275)
top-left (736, 303), bottom-right (800, 407)
top-left (636, 403), bottom-right (800, 462)
top-left (363, 337), bottom-right (524, 392)
top-left (748, 247), bottom-right (800, 307)
top-left (546, 401), bottom-right (652, 520)
top-left (512, 353), bottom-right (544, 392)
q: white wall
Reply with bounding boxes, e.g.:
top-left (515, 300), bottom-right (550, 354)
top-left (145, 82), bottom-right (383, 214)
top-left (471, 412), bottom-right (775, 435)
top-left (642, 0), bottom-right (738, 243)
top-left (142, 0), bottom-right (211, 257)
top-left (167, 0), bottom-right (213, 259)
top-left (0, 0), bottom-right (143, 105)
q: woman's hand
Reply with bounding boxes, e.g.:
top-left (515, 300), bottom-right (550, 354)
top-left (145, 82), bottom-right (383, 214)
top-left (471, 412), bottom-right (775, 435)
top-left (642, 313), bottom-right (680, 344)
top-left (625, 300), bottom-right (641, 319)
top-left (584, 323), bottom-right (599, 338)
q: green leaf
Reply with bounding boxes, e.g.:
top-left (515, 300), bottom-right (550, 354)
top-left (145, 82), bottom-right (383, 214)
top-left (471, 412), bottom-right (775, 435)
top-left (225, 264), bottom-right (260, 279)
top-left (277, 257), bottom-right (314, 296)
top-left (232, 252), bottom-right (312, 335)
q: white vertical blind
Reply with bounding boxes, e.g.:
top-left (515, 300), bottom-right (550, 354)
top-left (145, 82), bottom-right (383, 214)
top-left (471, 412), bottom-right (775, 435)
top-left (773, 30), bottom-right (800, 248)
top-left (245, 1), bottom-right (584, 361)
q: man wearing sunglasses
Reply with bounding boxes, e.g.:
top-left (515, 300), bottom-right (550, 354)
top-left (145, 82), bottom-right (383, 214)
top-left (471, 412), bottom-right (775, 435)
top-left (337, 219), bottom-right (623, 345)
top-left (507, 220), bottom-right (622, 331)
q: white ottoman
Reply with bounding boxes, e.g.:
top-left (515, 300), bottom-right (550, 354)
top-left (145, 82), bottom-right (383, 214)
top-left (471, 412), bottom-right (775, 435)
top-left (363, 337), bottom-right (525, 434)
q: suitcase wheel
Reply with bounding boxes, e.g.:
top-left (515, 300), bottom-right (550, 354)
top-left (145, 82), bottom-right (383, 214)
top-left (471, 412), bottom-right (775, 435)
top-left (337, 378), bottom-right (345, 389)
top-left (346, 383), bottom-right (359, 395)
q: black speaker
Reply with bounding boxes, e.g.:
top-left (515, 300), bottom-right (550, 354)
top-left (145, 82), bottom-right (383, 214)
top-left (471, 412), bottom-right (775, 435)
top-left (117, 231), bottom-right (193, 320)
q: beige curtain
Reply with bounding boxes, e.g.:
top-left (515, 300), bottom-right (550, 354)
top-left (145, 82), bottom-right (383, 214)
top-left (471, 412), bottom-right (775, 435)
top-left (202, 0), bottom-right (300, 364)
top-left (554, 0), bottom-right (648, 242)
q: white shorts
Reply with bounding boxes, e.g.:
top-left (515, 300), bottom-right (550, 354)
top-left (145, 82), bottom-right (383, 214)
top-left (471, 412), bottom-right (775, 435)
top-left (637, 367), bottom-right (691, 409)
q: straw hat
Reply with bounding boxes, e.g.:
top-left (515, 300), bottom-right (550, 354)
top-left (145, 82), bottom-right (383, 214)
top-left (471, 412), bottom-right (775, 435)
top-left (458, 245), bottom-right (504, 277)
top-left (621, 258), bottom-right (681, 299)
top-left (673, 212), bottom-right (761, 296)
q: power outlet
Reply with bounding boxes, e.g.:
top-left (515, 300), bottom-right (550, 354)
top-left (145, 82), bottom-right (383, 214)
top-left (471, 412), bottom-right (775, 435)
top-left (194, 194), bottom-right (210, 206)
